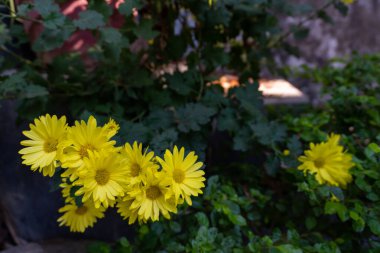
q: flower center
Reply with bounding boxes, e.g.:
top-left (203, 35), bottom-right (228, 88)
top-left (146, 186), bottom-right (161, 200)
top-left (95, 169), bottom-right (110, 185)
top-left (75, 206), bottom-right (88, 215)
top-left (44, 139), bottom-right (58, 153)
top-left (173, 169), bottom-right (185, 183)
top-left (130, 163), bottom-right (141, 177)
top-left (314, 158), bottom-right (325, 168)
top-left (79, 144), bottom-right (95, 158)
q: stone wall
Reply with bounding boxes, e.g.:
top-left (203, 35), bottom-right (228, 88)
top-left (279, 0), bottom-right (380, 67)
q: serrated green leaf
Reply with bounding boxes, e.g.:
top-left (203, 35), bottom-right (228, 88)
top-left (118, 0), bottom-right (145, 15)
top-left (100, 27), bottom-right (123, 44)
top-left (176, 103), bottom-right (216, 132)
top-left (233, 127), bottom-right (251, 151)
top-left (0, 72), bottom-right (48, 99)
top-left (217, 108), bottom-right (238, 132)
top-left (251, 121), bottom-right (286, 146)
top-left (151, 128), bottom-right (178, 153)
top-left (235, 84), bottom-right (263, 116)
top-left (166, 71), bottom-right (197, 95)
top-left (74, 10), bottom-right (105, 30)
top-left (132, 19), bottom-right (159, 40)
top-left (34, 0), bottom-right (60, 17)
top-left (32, 26), bottom-right (75, 52)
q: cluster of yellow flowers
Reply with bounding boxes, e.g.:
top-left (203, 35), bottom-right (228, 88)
top-left (298, 133), bottom-right (354, 189)
top-left (19, 114), bottom-right (206, 232)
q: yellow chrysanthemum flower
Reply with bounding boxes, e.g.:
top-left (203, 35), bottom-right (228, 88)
top-left (129, 170), bottom-right (177, 222)
top-left (103, 118), bottom-right (120, 138)
top-left (298, 133), bottom-right (354, 188)
top-left (157, 146), bottom-right (205, 205)
top-left (19, 114), bottom-right (67, 177)
top-left (75, 151), bottom-right (129, 208)
top-left (116, 196), bottom-right (142, 225)
top-left (57, 201), bottom-right (105, 232)
top-left (122, 141), bottom-right (159, 187)
top-left (59, 116), bottom-right (117, 180)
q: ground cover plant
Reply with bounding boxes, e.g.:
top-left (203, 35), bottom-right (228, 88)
top-left (1, 0), bottom-right (380, 252)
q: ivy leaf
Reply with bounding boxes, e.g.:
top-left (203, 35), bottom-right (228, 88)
top-left (132, 19), bottom-right (159, 40)
top-left (176, 103), bottom-right (216, 132)
top-left (74, 10), bottom-right (105, 30)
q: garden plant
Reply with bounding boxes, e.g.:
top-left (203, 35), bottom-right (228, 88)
top-left (1, 0), bottom-right (380, 252)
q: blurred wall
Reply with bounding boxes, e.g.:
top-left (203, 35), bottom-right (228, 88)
top-left (279, 0), bottom-right (380, 67)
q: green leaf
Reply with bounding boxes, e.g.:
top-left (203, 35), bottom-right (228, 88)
top-left (73, 10), bottom-right (105, 30)
top-left (32, 26), bottom-right (75, 52)
top-left (251, 121), bottom-right (286, 146)
top-left (368, 218), bottom-right (380, 236)
top-left (217, 108), bottom-right (238, 132)
top-left (195, 212), bottom-right (210, 227)
top-left (132, 19), bottom-right (159, 40)
top-left (368, 143), bottom-right (380, 153)
top-left (228, 214), bottom-right (247, 226)
top-left (118, 0), bottom-right (145, 15)
top-left (0, 72), bottom-right (48, 99)
top-left (324, 201), bottom-right (348, 221)
top-left (233, 127), bottom-right (251, 151)
top-left (166, 71), bottom-right (197, 96)
top-left (87, 242), bottom-right (111, 253)
top-left (305, 216), bottom-right (316, 230)
top-left (235, 84), bottom-right (263, 116)
top-left (100, 27), bottom-right (123, 44)
top-left (151, 128), bottom-right (178, 153)
top-left (275, 244), bottom-right (302, 253)
top-left (265, 156), bottom-right (280, 176)
top-left (119, 121), bottom-right (150, 143)
top-left (34, 0), bottom-right (60, 17)
top-left (144, 109), bottom-right (173, 130)
top-left (169, 221), bottom-right (181, 233)
top-left (176, 103), bottom-right (216, 132)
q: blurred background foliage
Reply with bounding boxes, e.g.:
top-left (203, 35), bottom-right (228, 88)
top-left (2, 0), bottom-right (380, 252)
